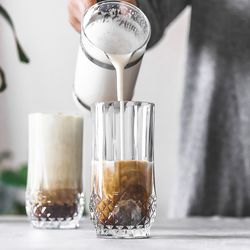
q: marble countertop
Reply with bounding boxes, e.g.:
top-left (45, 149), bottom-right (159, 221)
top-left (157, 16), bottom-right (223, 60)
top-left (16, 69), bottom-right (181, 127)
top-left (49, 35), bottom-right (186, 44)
top-left (1, 216), bottom-right (250, 249)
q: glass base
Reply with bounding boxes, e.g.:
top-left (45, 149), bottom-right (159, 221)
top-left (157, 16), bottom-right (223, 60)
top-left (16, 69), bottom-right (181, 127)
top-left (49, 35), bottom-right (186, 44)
top-left (96, 228), bottom-right (150, 239)
top-left (26, 192), bottom-right (84, 229)
top-left (30, 217), bottom-right (80, 229)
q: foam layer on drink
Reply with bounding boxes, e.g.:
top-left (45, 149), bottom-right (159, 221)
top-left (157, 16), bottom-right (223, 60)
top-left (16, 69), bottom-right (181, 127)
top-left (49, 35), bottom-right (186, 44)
top-left (85, 20), bottom-right (145, 55)
top-left (28, 113), bottom-right (83, 192)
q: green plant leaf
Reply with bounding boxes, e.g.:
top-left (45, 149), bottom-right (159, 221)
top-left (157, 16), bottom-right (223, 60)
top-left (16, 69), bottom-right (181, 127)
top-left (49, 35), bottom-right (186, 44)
top-left (0, 170), bottom-right (19, 186)
top-left (0, 67), bottom-right (7, 92)
top-left (13, 201), bottom-right (26, 215)
top-left (15, 39), bottom-right (30, 63)
top-left (0, 4), bottom-right (29, 63)
top-left (0, 165), bottom-right (27, 187)
top-left (17, 165), bottom-right (28, 186)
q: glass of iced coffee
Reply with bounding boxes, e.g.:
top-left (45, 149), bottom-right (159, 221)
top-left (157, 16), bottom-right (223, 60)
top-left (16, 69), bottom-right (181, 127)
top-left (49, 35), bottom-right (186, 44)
top-left (90, 102), bottom-right (156, 238)
top-left (26, 113), bottom-right (84, 229)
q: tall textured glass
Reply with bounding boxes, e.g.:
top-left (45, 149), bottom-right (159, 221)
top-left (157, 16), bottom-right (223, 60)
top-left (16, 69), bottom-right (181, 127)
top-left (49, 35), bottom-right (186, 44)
top-left (26, 113), bottom-right (84, 229)
top-left (90, 102), bottom-right (156, 238)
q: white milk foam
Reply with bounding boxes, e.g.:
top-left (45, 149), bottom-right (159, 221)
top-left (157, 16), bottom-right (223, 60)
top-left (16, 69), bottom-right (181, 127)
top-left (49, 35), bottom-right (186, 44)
top-left (85, 20), bottom-right (144, 160)
top-left (85, 20), bottom-right (144, 54)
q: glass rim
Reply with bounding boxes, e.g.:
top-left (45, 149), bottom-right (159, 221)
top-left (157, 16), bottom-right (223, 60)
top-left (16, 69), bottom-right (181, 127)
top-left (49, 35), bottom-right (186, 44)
top-left (81, 0), bottom-right (151, 55)
top-left (28, 112), bottom-right (83, 119)
top-left (92, 101), bottom-right (155, 110)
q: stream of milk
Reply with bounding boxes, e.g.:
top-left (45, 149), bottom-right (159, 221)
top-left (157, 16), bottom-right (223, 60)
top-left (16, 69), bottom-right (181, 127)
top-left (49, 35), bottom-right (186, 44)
top-left (85, 20), bottom-right (144, 160)
top-left (107, 53), bottom-right (132, 159)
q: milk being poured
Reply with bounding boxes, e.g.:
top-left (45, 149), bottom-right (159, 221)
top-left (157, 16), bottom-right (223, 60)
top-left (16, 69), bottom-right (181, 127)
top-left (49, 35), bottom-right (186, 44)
top-left (85, 21), bottom-right (145, 101)
top-left (85, 20), bottom-right (145, 159)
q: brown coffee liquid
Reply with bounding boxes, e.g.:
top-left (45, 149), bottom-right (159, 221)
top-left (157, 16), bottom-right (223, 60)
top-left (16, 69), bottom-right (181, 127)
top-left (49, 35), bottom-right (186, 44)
top-left (94, 160), bottom-right (152, 227)
top-left (31, 189), bottom-right (80, 221)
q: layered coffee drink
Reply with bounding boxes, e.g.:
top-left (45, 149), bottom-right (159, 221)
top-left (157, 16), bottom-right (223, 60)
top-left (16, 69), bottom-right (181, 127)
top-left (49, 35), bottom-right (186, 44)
top-left (26, 113), bottom-right (84, 229)
top-left (90, 160), bottom-right (154, 228)
top-left (28, 188), bottom-right (83, 222)
top-left (91, 101), bottom-right (156, 238)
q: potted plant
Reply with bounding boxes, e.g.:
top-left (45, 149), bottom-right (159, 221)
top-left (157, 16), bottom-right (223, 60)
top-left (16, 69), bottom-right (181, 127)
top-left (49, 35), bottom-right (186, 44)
top-left (0, 4), bottom-right (29, 92)
top-left (0, 5), bottom-right (29, 214)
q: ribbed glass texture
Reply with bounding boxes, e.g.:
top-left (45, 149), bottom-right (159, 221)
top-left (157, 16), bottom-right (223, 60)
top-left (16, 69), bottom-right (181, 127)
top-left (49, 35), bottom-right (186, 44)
top-left (90, 101), bottom-right (156, 238)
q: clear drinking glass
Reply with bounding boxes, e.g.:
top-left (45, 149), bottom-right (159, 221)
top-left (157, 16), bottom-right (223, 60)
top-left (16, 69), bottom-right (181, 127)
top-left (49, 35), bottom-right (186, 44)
top-left (90, 102), bottom-right (156, 238)
top-left (26, 113), bottom-right (84, 229)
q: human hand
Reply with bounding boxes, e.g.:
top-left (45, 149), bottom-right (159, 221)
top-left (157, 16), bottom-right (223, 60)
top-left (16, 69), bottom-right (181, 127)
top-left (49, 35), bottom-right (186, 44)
top-left (68, 0), bottom-right (138, 32)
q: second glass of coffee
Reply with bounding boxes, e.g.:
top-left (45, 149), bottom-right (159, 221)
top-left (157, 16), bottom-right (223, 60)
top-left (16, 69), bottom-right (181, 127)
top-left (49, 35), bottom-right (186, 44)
top-left (26, 113), bottom-right (84, 229)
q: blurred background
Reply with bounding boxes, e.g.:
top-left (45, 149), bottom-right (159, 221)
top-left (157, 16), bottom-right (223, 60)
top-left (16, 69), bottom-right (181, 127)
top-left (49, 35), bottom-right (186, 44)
top-left (0, 0), bottom-right (190, 217)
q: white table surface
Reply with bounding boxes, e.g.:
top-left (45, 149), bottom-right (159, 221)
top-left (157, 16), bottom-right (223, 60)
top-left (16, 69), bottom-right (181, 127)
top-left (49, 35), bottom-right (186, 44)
top-left (1, 216), bottom-right (250, 250)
